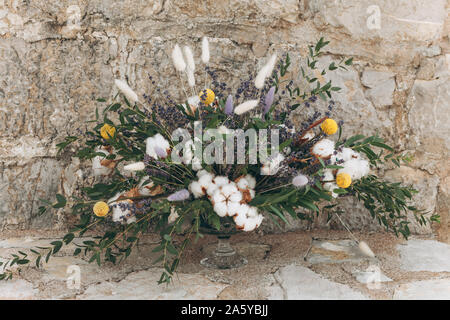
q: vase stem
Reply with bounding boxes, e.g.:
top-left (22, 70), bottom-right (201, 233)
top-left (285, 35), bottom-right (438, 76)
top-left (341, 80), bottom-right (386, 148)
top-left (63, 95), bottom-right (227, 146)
top-left (200, 235), bottom-right (247, 269)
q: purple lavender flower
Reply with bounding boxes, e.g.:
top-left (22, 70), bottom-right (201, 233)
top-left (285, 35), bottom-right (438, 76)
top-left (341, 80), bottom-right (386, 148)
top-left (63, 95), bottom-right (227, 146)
top-left (225, 95), bottom-right (233, 115)
top-left (263, 86), bottom-right (275, 115)
top-left (167, 189), bottom-right (190, 202)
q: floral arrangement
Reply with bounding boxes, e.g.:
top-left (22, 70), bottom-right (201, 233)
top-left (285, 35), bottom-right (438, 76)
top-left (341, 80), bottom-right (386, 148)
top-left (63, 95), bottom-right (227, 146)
top-left (0, 37), bottom-right (438, 284)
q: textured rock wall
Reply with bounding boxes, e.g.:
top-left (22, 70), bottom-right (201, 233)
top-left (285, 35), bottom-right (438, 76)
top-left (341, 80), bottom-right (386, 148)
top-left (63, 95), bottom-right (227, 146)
top-left (0, 1), bottom-right (448, 238)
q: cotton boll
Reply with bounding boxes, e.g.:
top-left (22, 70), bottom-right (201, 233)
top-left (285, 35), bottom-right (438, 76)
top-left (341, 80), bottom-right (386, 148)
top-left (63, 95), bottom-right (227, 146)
top-left (206, 183), bottom-right (218, 197)
top-left (261, 153), bottom-right (285, 175)
top-left (233, 212), bottom-right (247, 228)
top-left (214, 202), bottom-right (228, 217)
top-left (168, 208), bottom-right (180, 224)
top-left (324, 182), bottom-right (339, 198)
top-left (212, 189), bottom-right (226, 204)
top-left (191, 158), bottom-right (203, 171)
top-left (312, 139), bottom-right (335, 158)
top-left (247, 206), bottom-right (259, 218)
top-left (331, 147), bottom-right (360, 164)
top-left (358, 241), bottom-right (375, 258)
top-left (146, 134), bottom-right (170, 160)
top-left (189, 181), bottom-right (204, 198)
top-left (214, 176), bottom-right (230, 188)
top-left (92, 149), bottom-right (112, 176)
top-left (227, 202), bottom-right (242, 216)
top-left (243, 218), bottom-right (257, 232)
top-left (126, 216), bottom-right (137, 224)
top-left (198, 173), bottom-right (214, 190)
top-left (229, 191), bottom-right (242, 203)
top-left (236, 177), bottom-right (250, 190)
top-left (245, 174), bottom-right (256, 189)
top-left (338, 159), bottom-right (370, 180)
top-left (111, 201), bottom-right (132, 223)
top-left (197, 169), bottom-right (209, 178)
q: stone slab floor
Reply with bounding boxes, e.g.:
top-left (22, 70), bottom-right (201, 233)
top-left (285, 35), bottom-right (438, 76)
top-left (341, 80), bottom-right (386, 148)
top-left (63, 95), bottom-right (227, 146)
top-left (0, 230), bottom-right (449, 300)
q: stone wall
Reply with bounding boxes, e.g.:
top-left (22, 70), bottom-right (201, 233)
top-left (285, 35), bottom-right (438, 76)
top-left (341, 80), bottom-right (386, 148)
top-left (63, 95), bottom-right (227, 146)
top-left (0, 1), bottom-right (448, 238)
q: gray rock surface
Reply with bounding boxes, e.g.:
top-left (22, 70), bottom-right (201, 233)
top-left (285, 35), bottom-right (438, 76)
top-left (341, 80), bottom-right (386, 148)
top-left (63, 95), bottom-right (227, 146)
top-left (397, 239), bottom-right (450, 272)
top-left (0, 0), bottom-right (448, 240)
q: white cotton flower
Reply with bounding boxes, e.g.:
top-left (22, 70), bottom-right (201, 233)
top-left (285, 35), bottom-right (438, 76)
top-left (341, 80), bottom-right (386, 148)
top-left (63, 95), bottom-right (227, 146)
top-left (197, 170), bottom-right (209, 178)
top-left (183, 95), bottom-right (200, 114)
top-left (108, 193), bottom-right (135, 225)
top-left (322, 169), bottom-right (338, 197)
top-left (123, 161), bottom-right (145, 172)
top-left (191, 157), bottom-right (203, 171)
top-left (183, 46), bottom-right (195, 71)
top-left (311, 139), bottom-right (335, 158)
top-left (211, 183), bottom-right (242, 217)
top-left (303, 131), bottom-right (315, 141)
top-left (245, 174), bottom-right (256, 189)
top-left (331, 147), bottom-right (360, 164)
top-left (92, 146), bottom-right (114, 176)
top-left (172, 44), bottom-right (186, 72)
top-left (168, 207), bottom-right (180, 224)
top-left (233, 206), bottom-right (264, 231)
top-left (261, 153), bottom-right (285, 175)
top-left (221, 184), bottom-right (242, 203)
top-left (137, 176), bottom-right (155, 196)
top-left (236, 177), bottom-right (250, 190)
top-left (254, 54), bottom-right (277, 89)
top-left (229, 203), bottom-right (250, 218)
top-left (214, 176), bottom-right (230, 187)
top-left (201, 37), bottom-right (210, 64)
top-left (206, 183), bottom-right (218, 197)
top-left (114, 79), bottom-right (139, 104)
top-left (188, 181), bottom-right (204, 198)
top-left (198, 173), bottom-right (214, 190)
top-left (214, 201), bottom-right (229, 217)
top-left (324, 182), bottom-right (339, 198)
top-left (337, 158), bottom-right (370, 180)
top-left (146, 133), bottom-right (170, 159)
top-left (234, 100), bottom-right (259, 115)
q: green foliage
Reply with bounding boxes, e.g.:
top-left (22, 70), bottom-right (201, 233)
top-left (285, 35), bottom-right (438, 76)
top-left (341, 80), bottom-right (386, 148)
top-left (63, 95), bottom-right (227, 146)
top-left (0, 37), bottom-right (433, 285)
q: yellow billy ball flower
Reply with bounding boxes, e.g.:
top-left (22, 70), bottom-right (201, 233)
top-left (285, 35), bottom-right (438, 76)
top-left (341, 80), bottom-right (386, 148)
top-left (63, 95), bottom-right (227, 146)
top-left (93, 201), bottom-right (109, 217)
top-left (321, 118), bottom-right (338, 135)
top-left (336, 173), bottom-right (352, 189)
top-left (199, 89), bottom-right (215, 105)
top-left (100, 124), bottom-right (116, 140)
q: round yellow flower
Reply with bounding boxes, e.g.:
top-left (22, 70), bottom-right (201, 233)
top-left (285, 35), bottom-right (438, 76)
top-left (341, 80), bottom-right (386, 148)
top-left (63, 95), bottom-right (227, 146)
top-left (320, 118), bottom-right (338, 135)
top-left (93, 201), bottom-right (109, 217)
top-left (100, 124), bottom-right (116, 140)
top-left (199, 89), bottom-right (215, 105)
top-left (336, 173), bottom-right (352, 189)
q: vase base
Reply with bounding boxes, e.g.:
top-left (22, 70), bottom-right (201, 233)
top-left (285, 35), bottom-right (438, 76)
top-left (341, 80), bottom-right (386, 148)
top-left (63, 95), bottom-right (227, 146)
top-left (200, 255), bottom-right (248, 269)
